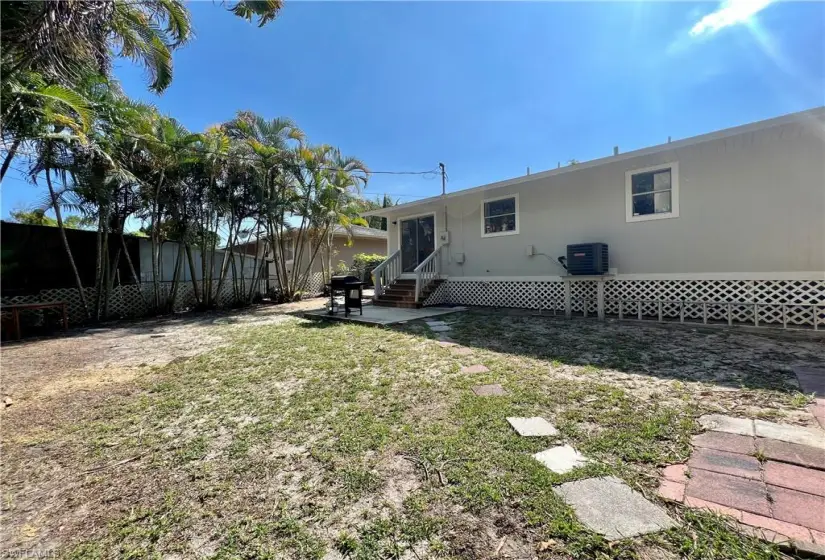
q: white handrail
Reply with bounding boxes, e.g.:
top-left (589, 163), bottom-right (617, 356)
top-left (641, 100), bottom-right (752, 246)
top-left (372, 250), bottom-right (401, 298)
top-left (413, 245), bottom-right (442, 303)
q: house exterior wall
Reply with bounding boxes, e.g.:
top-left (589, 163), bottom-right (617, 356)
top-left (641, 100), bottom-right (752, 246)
top-left (287, 235), bottom-right (387, 275)
top-left (386, 117), bottom-right (825, 278)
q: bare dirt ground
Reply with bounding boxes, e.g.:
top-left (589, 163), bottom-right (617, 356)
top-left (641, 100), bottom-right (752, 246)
top-left (1, 298), bottom-right (327, 404)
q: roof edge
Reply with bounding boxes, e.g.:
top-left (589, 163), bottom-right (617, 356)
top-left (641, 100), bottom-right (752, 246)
top-left (363, 105), bottom-right (825, 217)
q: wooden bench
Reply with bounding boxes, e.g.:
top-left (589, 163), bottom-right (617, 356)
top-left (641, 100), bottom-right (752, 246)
top-left (1, 301), bottom-right (68, 340)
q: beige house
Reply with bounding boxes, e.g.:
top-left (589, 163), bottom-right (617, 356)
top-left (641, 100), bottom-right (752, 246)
top-left (236, 225), bottom-right (387, 293)
top-left (365, 107), bottom-right (825, 329)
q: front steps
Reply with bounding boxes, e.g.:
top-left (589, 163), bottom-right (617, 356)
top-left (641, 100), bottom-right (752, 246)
top-left (373, 279), bottom-right (444, 309)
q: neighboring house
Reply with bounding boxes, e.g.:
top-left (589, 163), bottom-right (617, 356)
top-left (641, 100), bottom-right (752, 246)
top-left (365, 107), bottom-right (825, 330)
top-left (234, 225), bottom-right (388, 292)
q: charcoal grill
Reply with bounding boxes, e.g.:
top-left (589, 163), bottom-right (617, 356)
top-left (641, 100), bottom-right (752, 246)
top-left (326, 275), bottom-right (365, 316)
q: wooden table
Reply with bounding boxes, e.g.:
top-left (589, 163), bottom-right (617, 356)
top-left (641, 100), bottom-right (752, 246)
top-left (1, 301), bottom-right (68, 340)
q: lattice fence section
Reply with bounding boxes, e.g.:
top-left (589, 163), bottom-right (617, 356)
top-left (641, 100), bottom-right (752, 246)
top-left (432, 277), bottom-right (824, 329)
top-left (603, 279), bottom-right (824, 327)
top-left (302, 272), bottom-right (325, 296)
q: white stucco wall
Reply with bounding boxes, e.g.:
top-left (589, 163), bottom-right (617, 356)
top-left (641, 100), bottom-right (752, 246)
top-left (385, 115), bottom-right (825, 277)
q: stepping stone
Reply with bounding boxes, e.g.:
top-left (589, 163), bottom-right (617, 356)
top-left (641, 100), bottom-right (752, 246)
top-left (462, 364), bottom-right (489, 374)
top-left (753, 419), bottom-right (825, 450)
top-left (792, 366), bottom-right (825, 397)
top-left (437, 340), bottom-right (457, 348)
top-left (429, 325), bottom-right (452, 333)
top-left (425, 320), bottom-right (448, 327)
top-left (452, 347), bottom-right (473, 356)
top-left (554, 476), bottom-right (677, 541)
top-left (533, 445), bottom-right (588, 474)
top-left (507, 417), bottom-right (559, 437)
top-left (471, 384), bottom-right (506, 397)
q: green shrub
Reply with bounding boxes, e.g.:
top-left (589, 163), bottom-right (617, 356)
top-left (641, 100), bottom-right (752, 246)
top-left (352, 253), bottom-right (386, 285)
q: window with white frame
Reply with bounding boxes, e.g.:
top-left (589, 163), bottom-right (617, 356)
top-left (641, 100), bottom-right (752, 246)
top-left (482, 195), bottom-right (519, 237)
top-left (625, 162), bottom-right (679, 222)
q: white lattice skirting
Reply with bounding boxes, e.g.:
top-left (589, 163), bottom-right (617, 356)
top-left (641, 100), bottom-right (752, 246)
top-left (423, 276), bottom-right (825, 330)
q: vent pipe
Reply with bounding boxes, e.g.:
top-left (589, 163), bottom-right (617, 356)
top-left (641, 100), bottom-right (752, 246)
top-left (613, 146), bottom-right (619, 156)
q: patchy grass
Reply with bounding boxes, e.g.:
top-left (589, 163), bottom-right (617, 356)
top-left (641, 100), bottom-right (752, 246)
top-left (3, 308), bottom-right (820, 559)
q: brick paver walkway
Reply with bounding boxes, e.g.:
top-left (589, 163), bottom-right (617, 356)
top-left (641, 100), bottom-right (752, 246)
top-left (658, 415), bottom-right (825, 548)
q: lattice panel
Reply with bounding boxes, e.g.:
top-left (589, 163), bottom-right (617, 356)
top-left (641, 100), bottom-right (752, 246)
top-left (432, 278), bottom-right (824, 329)
top-left (303, 273), bottom-right (325, 296)
top-left (422, 281), bottom-right (450, 306)
top-left (440, 280), bottom-right (566, 311)
top-left (569, 280), bottom-right (598, 314)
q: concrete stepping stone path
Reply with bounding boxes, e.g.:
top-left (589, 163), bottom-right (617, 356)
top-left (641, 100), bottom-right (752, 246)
top-left (533, 445), bottom-right (589, 474)
top-left (462, 364), bottom-right (489, 374)
top-left (554, 476), bottom-right (677, 541)
top-left (507, 417), bottom-right (559, 437)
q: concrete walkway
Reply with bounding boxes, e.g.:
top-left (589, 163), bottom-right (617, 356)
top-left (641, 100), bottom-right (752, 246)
top-left (659, 413), bottom-right (825, 553)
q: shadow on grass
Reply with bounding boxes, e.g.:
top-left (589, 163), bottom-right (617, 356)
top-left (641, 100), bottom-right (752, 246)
top-left (398, 307), bottom-right (824, 395)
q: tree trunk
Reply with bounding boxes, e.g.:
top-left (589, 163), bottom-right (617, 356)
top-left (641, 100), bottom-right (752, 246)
top-left (46, 168), bottom-right (89, 319)
top-left (149, 170), bottom-right (166, 311)
top-left (104, 246), bottom-right (121, 320)
top-left (120, 233), bottom-right (149, 310)
top-left (0, 138), bottom-right (21, 181)
top-left (166, 242), bottom-right (185, 311)
top-left (185, 243), bottom-right (201, 305)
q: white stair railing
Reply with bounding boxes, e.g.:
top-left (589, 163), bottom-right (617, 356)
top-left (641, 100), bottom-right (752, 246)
top-left (371, 250), bottom-right (401, 298)
top-left (414, 245), bottom-right (442, 303)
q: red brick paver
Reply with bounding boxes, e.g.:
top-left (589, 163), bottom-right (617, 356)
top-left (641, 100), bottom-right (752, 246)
top-left (691, 431), bottom-right (756, 455)
top-left (740, 512), bottom-right (814, 543)
top-left (662, 463), bottom-right (688, 483)
top-left (768, 485), bottom-right (825, 532)
top-left (685, 469), bottom-right (771, 516)
top-left (667, 418), bottom-right (825, 546)
top-left (657, 479), bottom-right (685, 502)
top-left (756, 437), bottom-right (825, 469)
top-left (683, 496), bottom-right (742, 520)
top-left (763, 460), bottom-right (825, 497)
top-left (687, 448), bottom-right (761, 480)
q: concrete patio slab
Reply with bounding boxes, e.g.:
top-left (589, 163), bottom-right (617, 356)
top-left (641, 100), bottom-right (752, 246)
top-left (533, 445), bottom-right (588, 474)
top-left (792, 366), bottom-right (825, 397)
top-left (506, 417), bottom-right (559, 437)
top-left (554, 476), bottom-right (677, 541)
top-left (303, 305), bottom-right (465, 326)
top-left (471, 384), bottom-right (507, 396)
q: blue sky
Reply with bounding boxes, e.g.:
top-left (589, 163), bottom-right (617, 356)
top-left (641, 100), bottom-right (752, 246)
top-left (2, 0), bottom-right (824, 224)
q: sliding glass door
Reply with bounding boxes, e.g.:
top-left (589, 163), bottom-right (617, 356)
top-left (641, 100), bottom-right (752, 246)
top-left (400, 214), bottom-right (435, 272)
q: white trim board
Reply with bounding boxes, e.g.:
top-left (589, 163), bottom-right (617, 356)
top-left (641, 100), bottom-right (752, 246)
top-left (363, 106), bottom-right (825, 218)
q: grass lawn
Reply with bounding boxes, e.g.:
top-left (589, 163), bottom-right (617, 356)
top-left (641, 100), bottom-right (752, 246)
top-left (3, 307), bottom-right (823, 559)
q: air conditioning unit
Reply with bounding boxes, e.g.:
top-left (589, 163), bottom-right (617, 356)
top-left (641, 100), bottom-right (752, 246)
top-left (566, 243), bottom-right (609, 275)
